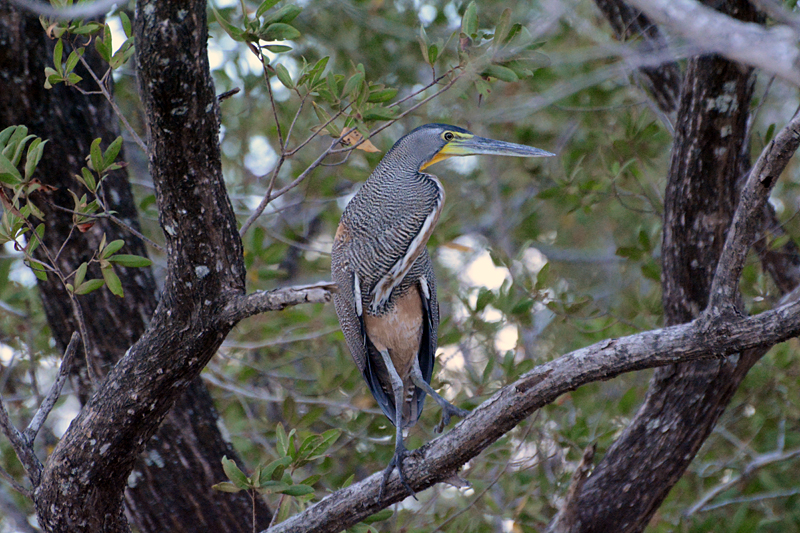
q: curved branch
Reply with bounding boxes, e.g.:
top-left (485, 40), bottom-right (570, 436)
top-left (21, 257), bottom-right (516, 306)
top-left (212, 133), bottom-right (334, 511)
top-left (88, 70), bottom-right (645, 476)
top-left (266, 298), bottom-right (800, 533)
top-left (706, 111), bottom-right (800, 312)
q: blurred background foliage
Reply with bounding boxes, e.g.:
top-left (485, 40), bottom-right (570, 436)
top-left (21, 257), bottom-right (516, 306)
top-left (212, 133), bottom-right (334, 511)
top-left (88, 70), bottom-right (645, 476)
top-left (2, 0), bottom-right (800, 531)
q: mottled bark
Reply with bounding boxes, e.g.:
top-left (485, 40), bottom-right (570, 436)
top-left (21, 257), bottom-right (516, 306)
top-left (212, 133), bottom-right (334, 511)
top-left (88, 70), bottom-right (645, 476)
top-left (0, 1), bottom-right (270, 531)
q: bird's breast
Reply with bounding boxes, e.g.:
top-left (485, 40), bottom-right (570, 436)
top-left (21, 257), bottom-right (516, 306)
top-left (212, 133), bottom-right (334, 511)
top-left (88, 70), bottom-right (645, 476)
top-left (363, 285), bottom-right (424, 379)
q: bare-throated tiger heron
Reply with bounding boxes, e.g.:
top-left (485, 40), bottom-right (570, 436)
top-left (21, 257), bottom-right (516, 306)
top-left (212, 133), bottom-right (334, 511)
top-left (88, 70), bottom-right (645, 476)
top-left (331, 123), bottom-right (554, 498)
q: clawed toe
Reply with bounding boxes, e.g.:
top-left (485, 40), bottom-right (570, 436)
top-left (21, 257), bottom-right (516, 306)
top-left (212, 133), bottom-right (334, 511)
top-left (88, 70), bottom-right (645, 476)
top-left (379, 448), bottom-right (417, 501)
top-left (434, 404), bottom-right (470, 433)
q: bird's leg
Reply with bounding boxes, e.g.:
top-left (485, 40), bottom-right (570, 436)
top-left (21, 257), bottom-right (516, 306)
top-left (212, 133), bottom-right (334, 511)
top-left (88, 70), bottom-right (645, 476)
top-left (410, 358), bottom-right (469, 433)
top-left (377, 349), bottom-right (416, 501)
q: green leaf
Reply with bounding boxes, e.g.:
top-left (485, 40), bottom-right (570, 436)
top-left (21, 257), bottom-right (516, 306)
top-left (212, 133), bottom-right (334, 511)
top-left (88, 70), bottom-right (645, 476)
top-left (107, 254), bottom-right (153, 268)
top-left (74, 279), bottom-right (105, 295)
top-left (211, 482), bottom-right (243, 493)
top-left (260, 22), bottom-right (300, 41)
top-left (535, 261), bottom-right (551, 288)
top-left (0, 126), bottom-right (16, 147)
top-left (221, 456), bottom-right (250, 489)
top-left (80, 167), bottom-right (97, 191)
top-left (24, 138), bottom-right (47, 180)
top-left (32, 265), bottom-right (48, 281)
top-left (342, 71), bottom-right (364, 98)
top-left (103, 136), bottom-right (123, 169)
top-left (120, 12), bottom-right (132, 37)
top-left (427, 44), bottom-right (439, 64)
top-left (101, 239), bottom-right (125, 258)
top-left (7, 132), bottom-right (35, 167)
top-left (212, 6), bottom-right (246, 42)
top-left (74, 262), bottom-right (88, 288)
top-left (482, 64), bottom-right (518, 82)
top-left (101, 265), bottom-right (124, 297)
top-left (462, 1), bottom-right (478, 37)
top-left (53, 38), bottom-right (64, 75)
top-left (361, 106), bottom-right (397, 121)
top-left (259, 456), bottom-right (292, 484)
top-left (276, 423), bottom-right (289, 457)
top-left (0, 152), bottom-right (22, 185)
top-left (366, 88), bottom-right (397, 103)
top-left (66, 73), bottom-right (82, 85)
top-left (256, 481), bottom-right (291, 494)
top-left (299, 474), bottom-right (321, 486)
top-left (310, 429), bottom-right (340, 458)
top-left (27, 223), bottom-right (45, 255)
top-left (277, 484), bottom-right (314, 497)
top-left (475, 287), bottom-right (493, 312)
top-left (265, 44), bottom-right (292, 53)
top-left (255, 0), bottom-right (280, 18)
top-left (89, 137), bottom-right (103, 173)
top-left (261, 4), bottom-right (302, 25)
top-left (418, 25), bottom-right (430, 64)
top-left (494, 8), bottom-right (512, 45)
top-left (275, 63), bottom-right (294, 89)
top-left (65, 48), bottom-right (84, 75)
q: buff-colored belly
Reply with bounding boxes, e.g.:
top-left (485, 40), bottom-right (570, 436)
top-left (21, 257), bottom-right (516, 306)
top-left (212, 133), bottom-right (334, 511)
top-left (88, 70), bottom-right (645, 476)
top-left (363, 286), bottom-right (423, 379)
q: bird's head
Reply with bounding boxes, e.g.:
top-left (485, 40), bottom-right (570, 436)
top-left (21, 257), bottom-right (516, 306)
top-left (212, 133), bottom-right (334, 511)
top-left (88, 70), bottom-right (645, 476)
top-left (386, 123), bottom-right (555, 172)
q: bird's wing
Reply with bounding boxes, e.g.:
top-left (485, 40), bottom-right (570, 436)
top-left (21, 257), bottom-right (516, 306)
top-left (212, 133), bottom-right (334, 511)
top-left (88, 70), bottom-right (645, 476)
top-left (412, 252), bottom-right (438, 424)
top-left (369, 177), bottom-right (444, 313)
top-left (331, 229), bottom-right (368, 375)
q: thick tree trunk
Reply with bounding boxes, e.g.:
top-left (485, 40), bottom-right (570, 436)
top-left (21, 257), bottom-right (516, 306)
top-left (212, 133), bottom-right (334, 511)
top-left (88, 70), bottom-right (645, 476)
top-left (0, 2), bottom-right (270, 530)
top-left (551, 1), bottom-right (762, 531)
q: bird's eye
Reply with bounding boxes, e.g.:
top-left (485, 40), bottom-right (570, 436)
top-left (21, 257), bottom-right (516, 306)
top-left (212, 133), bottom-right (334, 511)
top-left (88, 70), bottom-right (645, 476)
top-left (443, 132), bottom-right (455, 141)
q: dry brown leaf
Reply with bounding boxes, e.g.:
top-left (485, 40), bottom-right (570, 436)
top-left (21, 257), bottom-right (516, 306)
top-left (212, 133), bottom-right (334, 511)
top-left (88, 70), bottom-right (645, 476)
top-left (340, 130), bottom-right (380, 153)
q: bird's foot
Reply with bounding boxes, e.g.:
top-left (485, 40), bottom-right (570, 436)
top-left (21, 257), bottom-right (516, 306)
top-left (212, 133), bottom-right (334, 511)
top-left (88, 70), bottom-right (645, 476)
top-left (379, 447), bottom-right (417, 502)
top-left (434, 403), bottom-right (470, 433)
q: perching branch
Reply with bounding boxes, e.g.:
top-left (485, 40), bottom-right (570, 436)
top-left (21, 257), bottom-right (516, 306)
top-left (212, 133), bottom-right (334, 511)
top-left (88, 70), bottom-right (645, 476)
top-left (221, 282), bottom-right (337, 324)
top-left (266, 298), bottom-right (800, 533)
top-left (622, 0), bottom-right (800, 85)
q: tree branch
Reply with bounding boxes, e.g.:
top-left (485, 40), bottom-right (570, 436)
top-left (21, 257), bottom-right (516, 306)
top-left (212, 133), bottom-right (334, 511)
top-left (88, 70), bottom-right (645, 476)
top-left (266, 299), bottom-right (800, 533)
top-left (622, 0), bottom-right (800, 85)
top-left (0, 389), bottom-right (41, 488)
top-left (221, 282), bottom-right (337, 324)
top-left (22, 332), bottom-right (79, 446)
top-left (0, 463), bottom-right (31, 499)
top-left (706, 110), bottom-right (800, 313)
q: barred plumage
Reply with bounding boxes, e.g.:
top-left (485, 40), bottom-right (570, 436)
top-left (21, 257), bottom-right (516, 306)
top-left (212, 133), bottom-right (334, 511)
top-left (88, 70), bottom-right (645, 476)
top-left (331, 123), bottom-right (553, 499)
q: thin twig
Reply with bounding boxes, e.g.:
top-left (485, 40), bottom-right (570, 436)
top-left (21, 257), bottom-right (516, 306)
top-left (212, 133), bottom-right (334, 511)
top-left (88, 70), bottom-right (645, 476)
top-left (239, 140), bottom-right (341, 236)
top-left (77, 54), bottom-right (148, 154)
top-left (202, 372), bottom-right (382, 415)
top-left (0, 394), bottom-right (42, 487)
top-left (252, 45), bottom-right (285, 151)
top-left (48, 202), bottom-right (165, 253)
top-left (685, 423), bottom-right (800, 517)
top-left (23, 332), bottom-right (79, 446)
top-left (0, 464), bottom-right (31, 499)
top-left (69, 296), bottom-right (98, 386)
top-left (284, 93), bottom-right (308, 149)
